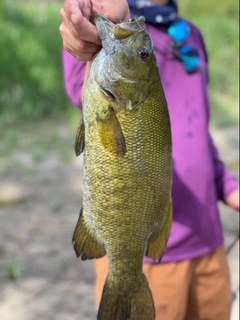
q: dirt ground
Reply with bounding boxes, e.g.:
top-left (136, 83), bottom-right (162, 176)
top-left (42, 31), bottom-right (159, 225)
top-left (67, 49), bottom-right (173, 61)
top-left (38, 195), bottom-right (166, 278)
top-left (0, 123), bottom-right (239, 320)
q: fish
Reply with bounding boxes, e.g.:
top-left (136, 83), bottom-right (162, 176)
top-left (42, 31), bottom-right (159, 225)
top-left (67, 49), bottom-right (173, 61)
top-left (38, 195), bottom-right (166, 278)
top-left (73, 14), bottom-right (172, 320)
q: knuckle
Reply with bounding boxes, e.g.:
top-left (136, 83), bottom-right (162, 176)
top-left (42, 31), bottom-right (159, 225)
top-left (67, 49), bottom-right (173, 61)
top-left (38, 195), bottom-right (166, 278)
top-left (64, 2), bottom-right (73, 18)
top-left (59, 8), bottom-right (64, 17)
top-left (76, 41), bottom-right (85, 51)
top-left (59, 23), bottom-right (65, 35)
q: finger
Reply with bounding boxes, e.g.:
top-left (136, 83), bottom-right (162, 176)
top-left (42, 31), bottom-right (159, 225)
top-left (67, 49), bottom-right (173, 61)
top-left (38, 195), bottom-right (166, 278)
top-left (91, 0), bottom-right (103, 14)
top-left (63, 0), bottom-right (102, 25)
top-left (60, 7), bottom-right (101, 45)
top-left (63, 36), bottom-right (98, 61)
top-left (97, 0), bottom-right (130, 23)
top-left (59, 21), bottom-right (100, 52)
top-left (63, 0), bottom-right (87, 25)
top-left (59, 22), bottom-right (101, 60)
top-left (74, 16), bottom-right (101, 44)
top-left (66, 44), bottom-right (97, 61)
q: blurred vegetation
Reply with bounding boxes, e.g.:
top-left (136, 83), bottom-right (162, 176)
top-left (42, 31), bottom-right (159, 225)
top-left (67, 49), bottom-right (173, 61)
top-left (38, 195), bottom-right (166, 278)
top-left (0, 0), bottom-right (239, 130)
top-left (5, 258), bottom-right (22, 280)
top-left (0, 0), bottom-right (73, 125)
top-left (179, 0), bottom-right (239, 126)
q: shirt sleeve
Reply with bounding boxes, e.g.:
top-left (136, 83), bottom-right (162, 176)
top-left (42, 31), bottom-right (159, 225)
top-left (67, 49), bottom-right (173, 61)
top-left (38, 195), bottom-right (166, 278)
top-left (62, 50), bottom-right (86, 109)
top-left (208, 133), bottom-right (239, 202)
top-left (195, 24), bottom-right (239, 202)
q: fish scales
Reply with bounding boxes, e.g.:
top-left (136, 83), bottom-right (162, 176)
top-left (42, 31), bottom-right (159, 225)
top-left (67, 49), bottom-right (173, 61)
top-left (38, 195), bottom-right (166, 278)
top-left (73, 14), bottom-right (172, 320)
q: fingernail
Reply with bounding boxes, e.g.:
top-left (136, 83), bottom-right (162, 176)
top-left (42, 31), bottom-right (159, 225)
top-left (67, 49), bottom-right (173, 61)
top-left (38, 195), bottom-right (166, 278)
top-left (71, 14), bottom-right (77, 25)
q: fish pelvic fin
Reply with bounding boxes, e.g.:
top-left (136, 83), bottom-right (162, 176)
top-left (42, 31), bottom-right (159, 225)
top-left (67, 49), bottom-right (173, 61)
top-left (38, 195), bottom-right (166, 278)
top-left (146, 202), bottom-right (172, 261)
top-left (97, 274), bottom-right (155, 320)
top-left (72, 208), bottom-right (106, 260)
top-left (97, 105), bottom-right (126, 156)
top-left (75, 117), bottom-right (85, 156)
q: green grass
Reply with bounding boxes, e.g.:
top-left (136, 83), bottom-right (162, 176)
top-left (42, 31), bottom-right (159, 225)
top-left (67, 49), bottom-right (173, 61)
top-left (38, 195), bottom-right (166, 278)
top-left (0, 1), bottom-right (81, 172)
top-left (5, 258), bottom-right (22, 280)
top-left (0, 0), bottom-right (73, 123)
top-left (179, 0), bottom-right (239, 126)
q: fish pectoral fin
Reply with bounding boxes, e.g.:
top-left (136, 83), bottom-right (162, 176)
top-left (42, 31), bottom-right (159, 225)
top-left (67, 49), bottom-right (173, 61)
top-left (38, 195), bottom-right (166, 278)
top-left (72, 208), bottom-right (106, 260)
top-left (98, 274), bottom-right (155, 320)
top-left (146, 202), bottom-right (172, 261)
top-left (74, 117), bottom-right (85, 156)
top-left (97, 106), bottom-right (126, 156)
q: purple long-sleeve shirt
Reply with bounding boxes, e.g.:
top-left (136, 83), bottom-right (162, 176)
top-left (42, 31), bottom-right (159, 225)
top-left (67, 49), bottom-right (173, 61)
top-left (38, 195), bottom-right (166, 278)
top-left (62, 20), bottom-right (238, 263)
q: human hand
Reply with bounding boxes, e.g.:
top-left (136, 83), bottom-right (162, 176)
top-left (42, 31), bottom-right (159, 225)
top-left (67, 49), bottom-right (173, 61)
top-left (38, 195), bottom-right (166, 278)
top-left (59, 0), bottom-right (130, 61)
top-left (226, 189), bottom-right (239, 212)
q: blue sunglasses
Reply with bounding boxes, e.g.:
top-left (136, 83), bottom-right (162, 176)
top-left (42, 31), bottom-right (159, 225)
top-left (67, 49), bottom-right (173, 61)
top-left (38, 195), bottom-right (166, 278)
top-left (168, 19), bottom-right (200, 73)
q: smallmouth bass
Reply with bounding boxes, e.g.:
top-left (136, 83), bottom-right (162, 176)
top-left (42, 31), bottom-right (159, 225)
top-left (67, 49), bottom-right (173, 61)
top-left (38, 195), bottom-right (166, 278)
top-left (73, 14), bottom-right (172, 320)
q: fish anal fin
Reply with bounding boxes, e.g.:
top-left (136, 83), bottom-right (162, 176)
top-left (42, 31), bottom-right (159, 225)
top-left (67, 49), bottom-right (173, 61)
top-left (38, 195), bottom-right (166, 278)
top-left (146, 202), bottom-right (172, 261)
top-left (97, 106), bottom-right (126, 156)
top-left (72, 208), bottom-right (106, 260)
top-left (98, 274), bottom-right (155, 320)
top-left (75, 118), bottom-right (85, 156)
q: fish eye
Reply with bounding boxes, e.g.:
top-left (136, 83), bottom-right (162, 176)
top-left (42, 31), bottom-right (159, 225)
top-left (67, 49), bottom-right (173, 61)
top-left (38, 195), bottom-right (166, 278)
top-left (138, 47), bottom-right (149, 60)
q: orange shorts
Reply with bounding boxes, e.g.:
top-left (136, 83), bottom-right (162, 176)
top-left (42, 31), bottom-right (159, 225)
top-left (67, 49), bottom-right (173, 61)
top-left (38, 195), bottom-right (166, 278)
top-left (94, 244), bottom-right (232, 320)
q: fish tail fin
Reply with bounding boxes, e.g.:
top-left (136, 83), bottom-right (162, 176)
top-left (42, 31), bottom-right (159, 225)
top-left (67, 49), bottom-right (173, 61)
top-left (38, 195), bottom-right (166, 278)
top-left (72, 208), bottom-right (106, 260)
top-left (97, 274), bottom-right (155, 320)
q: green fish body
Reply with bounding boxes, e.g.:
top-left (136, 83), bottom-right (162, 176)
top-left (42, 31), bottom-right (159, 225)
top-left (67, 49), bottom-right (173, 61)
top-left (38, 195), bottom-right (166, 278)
top-left (73, 15), bottom-right (172, 320)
